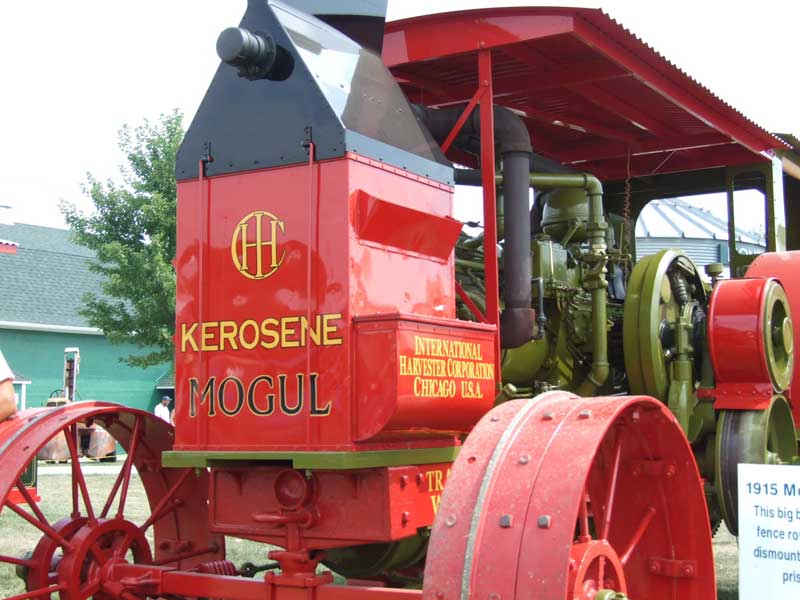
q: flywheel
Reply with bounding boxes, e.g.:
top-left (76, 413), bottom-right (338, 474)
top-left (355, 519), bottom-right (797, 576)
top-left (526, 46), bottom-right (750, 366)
top-left (715, 395), bottom-right (797, 536)
top-left (624, 249), bottom-right (706, 400)
top-left (423, 391), bottom-right (715, 600)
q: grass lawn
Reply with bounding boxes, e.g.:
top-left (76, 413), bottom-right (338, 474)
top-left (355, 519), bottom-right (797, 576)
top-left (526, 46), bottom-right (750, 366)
top-left (1, 466), bottom-right (739, 598)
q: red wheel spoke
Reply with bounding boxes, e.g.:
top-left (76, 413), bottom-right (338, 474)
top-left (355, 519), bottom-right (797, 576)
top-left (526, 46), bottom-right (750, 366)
top-left (139, 469), bottom-right (192, 532)
top-left (116, 416), bottom-right (142, 519)
top-left (90, 542), bottom-right (110, 565)
top-left (620, 505), bottom-right (657, 566)
top-left (0, 554), bottom-right (35, 568)
top-left (599, 434), bottom-right (623, 541)
top-left (3, 585), bottom-right (64, 600)
top-left (3, 500), bottom-right (73, 551)
top-left (79, 578), bottom-right (101, 599)
top-left (14, 478), bottom-right (50, 526)
top-left (65, 424), bottom-right (96, 523)
top-left (578, 493), bottom-right (591, 543)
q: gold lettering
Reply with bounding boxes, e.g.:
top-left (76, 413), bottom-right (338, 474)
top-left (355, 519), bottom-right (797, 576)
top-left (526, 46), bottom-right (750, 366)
top-left (430, 495), bottom-right (442, 514)
top-left (425, 470), bottom-right (436, 493)
top-left (260, 318), bottom-right (280, 349)
top-left (302, 315), bottom-right (322, 346)
top-left (181, 322), bottom-right (199, 353)
top-left (219, 320), bottom-right (239, 351)
top-left (281, 316), bottom-right (300, 348)
top-left (201, 321), bottom-right (219, 351)
top-left (322, 313), bottom-right (343, 345)
top-left (239, 320), bottom-right (259, 350)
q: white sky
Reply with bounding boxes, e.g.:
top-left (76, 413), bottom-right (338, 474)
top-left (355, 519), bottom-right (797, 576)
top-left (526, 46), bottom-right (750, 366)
top-left (1, 0), bottom-right (797, 230)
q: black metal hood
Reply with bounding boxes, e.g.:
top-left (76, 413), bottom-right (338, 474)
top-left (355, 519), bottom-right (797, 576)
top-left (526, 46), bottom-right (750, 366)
top-left (176, 0), bottom-right (451, 184)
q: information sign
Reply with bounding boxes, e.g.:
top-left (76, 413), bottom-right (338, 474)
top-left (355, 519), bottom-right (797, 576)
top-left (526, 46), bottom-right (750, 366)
top-left (739, 463), bottom-right (800, 597)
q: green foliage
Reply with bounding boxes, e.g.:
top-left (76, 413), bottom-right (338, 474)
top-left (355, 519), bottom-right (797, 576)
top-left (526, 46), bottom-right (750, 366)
top-left (61, 111), bottom-right (183, 368)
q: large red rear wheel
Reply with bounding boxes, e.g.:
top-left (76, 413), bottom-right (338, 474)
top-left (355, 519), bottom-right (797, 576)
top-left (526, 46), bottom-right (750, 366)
top-left (0, 403), bottom-right (223, 600)
top-left (424, 392), bottom-right (715, 599)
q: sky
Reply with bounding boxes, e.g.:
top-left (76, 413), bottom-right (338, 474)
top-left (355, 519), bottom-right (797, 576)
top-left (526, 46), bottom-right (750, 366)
top-left (1, 0), bottom-right (797, 230)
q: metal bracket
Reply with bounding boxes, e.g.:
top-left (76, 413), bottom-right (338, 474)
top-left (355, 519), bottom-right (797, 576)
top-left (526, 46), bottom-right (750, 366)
top-left (648, 557), bottom-right (697, 578)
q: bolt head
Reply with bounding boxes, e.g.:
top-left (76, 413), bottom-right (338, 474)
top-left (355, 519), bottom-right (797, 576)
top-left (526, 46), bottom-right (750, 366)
top-left (445, 515), bottom-right (457, 527)
top-left (499, 514), bottom-right (513, 528)
top-left (518, 454), bottom-right (531, 465)
top-left (537, 515), bottom-right (551, 529)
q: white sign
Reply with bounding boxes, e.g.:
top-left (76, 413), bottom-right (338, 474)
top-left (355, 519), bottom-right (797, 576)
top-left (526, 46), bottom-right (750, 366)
top-left (738, 463), bottom-right (800, 598)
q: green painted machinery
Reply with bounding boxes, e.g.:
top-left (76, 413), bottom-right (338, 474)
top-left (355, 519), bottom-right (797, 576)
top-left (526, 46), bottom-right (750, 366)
top-left (455, 172), bottom-right (798, 536)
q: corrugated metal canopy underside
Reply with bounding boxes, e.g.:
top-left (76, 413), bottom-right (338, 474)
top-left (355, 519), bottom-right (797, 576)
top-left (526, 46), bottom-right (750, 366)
top-left (383, 7), bottom-right (787, 180)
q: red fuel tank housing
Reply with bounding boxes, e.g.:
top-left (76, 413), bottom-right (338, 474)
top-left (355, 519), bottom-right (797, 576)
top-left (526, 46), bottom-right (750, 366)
top-left (173, 153), bottom-right (496, 452)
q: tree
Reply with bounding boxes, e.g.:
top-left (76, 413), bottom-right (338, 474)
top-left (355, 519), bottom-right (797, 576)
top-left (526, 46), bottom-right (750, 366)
top-left (61, 111), bottom-right (184, 368)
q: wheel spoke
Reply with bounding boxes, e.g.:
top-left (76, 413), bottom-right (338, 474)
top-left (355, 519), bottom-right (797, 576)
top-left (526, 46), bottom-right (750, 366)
top-left (3, 585), bottom-right (64, 600)
top-left (90, 542), bottom-right (110, 565)
top-left (65, 424), bottom-right (96, 523)
top-left (3, 500), bottom-right (73, 551)
top-left (79, 578), bottom-right (101, 599)
top-left (116, 416), bottom-right (142, 519)
top-left (139, 469), bottom-right (192, 532)
top-left (15, 478), bottom-right (50, 526)
top-left (620, 505), bottom-right (657, 566)
top-left (578, 492), bottom-right (591, 543)
top-left (599, 433), bottom-right (623, 541)
top-left (0, 554), bottom-right (35, 568)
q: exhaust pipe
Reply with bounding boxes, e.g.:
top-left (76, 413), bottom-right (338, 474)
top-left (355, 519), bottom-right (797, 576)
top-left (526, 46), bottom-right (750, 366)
top-left (414, 104), bottom-right (535, 348)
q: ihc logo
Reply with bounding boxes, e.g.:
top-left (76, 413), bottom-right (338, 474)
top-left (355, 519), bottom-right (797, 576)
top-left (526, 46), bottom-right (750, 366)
top-left (231, 211), bottom-right (286, 280)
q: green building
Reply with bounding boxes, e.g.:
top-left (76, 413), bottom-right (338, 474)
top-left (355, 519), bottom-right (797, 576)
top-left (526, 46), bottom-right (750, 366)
top-left (0, 222), bottom-right (170, 412)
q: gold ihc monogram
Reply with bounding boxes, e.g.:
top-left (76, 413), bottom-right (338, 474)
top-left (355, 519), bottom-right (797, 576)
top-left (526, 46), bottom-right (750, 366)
top-left (231, 211), bottom-right (286, 280)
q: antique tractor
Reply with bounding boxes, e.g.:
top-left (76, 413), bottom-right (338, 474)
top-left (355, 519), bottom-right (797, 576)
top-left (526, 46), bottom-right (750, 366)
top-left (1, 2), bottom-right (798, 599)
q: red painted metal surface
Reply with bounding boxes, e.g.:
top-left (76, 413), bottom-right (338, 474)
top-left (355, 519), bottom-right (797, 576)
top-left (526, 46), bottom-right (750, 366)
top-left (384, 7), bottom-right (786, 180)
top-left (746, 251), bottom-right (800, 416)
top-left (0, 403), bottom-right (222, 599)
top-left (706, 277), bottom-right (791, 411)
top-left (175, 153), bottom-right (496, 452)
top-left (353, 314), bottom-right (495, 440)
top-left (209, 462), bottom-right (451, 548)
top-left (424, 392), bottom-right (715, 600)
top-left (478, 50), bottom-right (502, 387)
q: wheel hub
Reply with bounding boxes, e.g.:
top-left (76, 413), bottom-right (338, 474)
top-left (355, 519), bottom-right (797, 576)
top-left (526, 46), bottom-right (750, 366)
top-left (57, 517), bottom-right (152, 600)
top-left (568, 541), bottom-right (626, 600)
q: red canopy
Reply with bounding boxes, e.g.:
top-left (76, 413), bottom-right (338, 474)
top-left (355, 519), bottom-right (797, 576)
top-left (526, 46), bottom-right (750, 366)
top-left (384, 7), bottom-right (786, 180)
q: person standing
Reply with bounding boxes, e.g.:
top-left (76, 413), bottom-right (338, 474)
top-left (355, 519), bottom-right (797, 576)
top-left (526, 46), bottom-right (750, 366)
top-left (0, 350), bottom-right (17, 422)
top-left (155, 395), bottom-right (171, 423)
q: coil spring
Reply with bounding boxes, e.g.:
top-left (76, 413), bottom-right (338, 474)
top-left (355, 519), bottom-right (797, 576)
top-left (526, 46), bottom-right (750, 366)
top-left (669, 273), bottom-right (691, 306)
top-left (197, 560), bottom-right (238, 576)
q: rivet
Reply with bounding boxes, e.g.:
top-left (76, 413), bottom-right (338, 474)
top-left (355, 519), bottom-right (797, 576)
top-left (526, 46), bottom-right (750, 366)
top-left (488, 594), bottom-right (500, 600)
top-left (541, 411), bottom-right (554, 421)
top-left (649, 560), bottom-right (661, 574)
top-left (400, 475), bottom-right (409, 488)
top-left (490, 415), bottom-right (500, 422)
top-left (402, 511), bottom-right (411, 525)
top-left (664, 464), bottom-right (677, 479)
top-left (445, 515), bottom-right (457, 527)
top-left (499, 514), bottom-right (513, 528)
top-left (537, 515), bottom-right (551, 529)
top-left (518, 454), bottom-right (530, 465)
top-left (417, 473), bottom-right (425, 484)
top-left (681, 564), bottom-right (694, 576)
top-left (578, 409), bottom-right (591, 419)
top-left (435, 592), bottom-right (445, 600)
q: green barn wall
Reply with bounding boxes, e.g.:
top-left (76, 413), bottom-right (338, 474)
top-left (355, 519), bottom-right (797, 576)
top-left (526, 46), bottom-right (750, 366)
top-left (0, 329), bottom-right (168, 412)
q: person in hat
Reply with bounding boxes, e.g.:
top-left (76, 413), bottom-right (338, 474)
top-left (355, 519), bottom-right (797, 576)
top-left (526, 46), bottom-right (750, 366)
top-left (0, 349), bottom-right (17, 422)
top-left (155, 395), bottom-right (172, 423)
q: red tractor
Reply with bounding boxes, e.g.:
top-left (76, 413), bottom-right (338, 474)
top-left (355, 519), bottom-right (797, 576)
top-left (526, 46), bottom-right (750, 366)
top-left (2, 3), bottom-right (798, 599)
